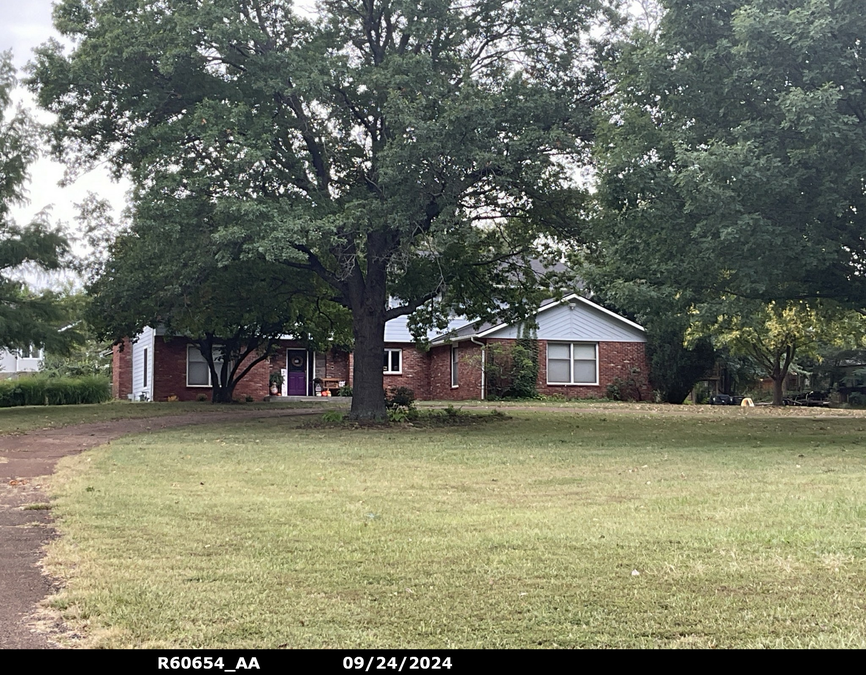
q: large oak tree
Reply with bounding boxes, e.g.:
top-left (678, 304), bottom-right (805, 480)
top-left (577, 0), bottom-right (866, 402)
top-left (29, 0), bottom-right (612, 418)
top-left (590, 0), bottom-right (866, 308)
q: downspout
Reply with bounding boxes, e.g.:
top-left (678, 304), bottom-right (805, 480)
top-left (470, 336), bottom-right (485, 401)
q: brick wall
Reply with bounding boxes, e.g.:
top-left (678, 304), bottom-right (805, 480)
top-left (322, 349), bottom-right (350, 381)
top-left (383, 343), bottom-right (431, 400)
top-left (111, 338), bottom-right (133, 399)
top-left (536, 340), bottom-right (650, 400)
top-left (152, 340), bottom-right (270, 401)
top-left (136, 336), bottom-right (650, 403)
top-left (428, 342), bottom-right (483, 401)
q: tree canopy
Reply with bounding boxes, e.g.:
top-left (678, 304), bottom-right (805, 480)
top-left (88, 195), bottom-right (352, 402)
top-left (570, 0), bottom-right (866, 402)
top-left (588, 0), bottom-right (866, 308)
top-left (30, 0), bottom-right (614, 417)
top-left (0, 51), bottom-right (76, 356)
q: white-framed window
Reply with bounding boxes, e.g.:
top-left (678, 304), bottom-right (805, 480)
top-left (15, 346), bottom-right (42, 360)
top-left (187, 345), bottom-right (224, 387)
top-left (451, 344), bottom-right (459, 387)
top-left (547, 343), bottom-right (598, 385)
top-left (383, 349), bottom-right (402, 374)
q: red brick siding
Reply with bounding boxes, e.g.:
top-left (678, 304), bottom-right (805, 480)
top-left (428, 342), bottom-right (483, 401)
top-left (137, 336), bottom-right (649, 403)
top-left (320, 349), bottom-right (350, 381)
top-left (536, 340), bottom-right (650, 399)
top-left (111, 338), bottom-right (133, 399)
top-left (383, 344), bottom-right (431, 400)
top-left (152, 340), bottom-right (270, 401)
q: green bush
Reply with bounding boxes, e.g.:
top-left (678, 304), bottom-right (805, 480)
top-left (322, 410), bottom-right (344, 423)
top-left (605, 368), bottom-right (647, 402)
top-left (0, 376), bottom-right (111, 407)
top-left (385, 386), bottom-right (416, 410)
top-left (848, 392), bottom-right (866, 406)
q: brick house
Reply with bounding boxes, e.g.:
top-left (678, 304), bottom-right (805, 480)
top-left (113, 293), bottom-right (649, 402)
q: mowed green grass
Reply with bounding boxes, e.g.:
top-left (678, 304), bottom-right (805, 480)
top-left (0, 399), bottom-right (347, 435)
top-left (44, 407), bottom-right (866, 648)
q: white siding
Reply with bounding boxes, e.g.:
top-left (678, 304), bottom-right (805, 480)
top-left (487, 300), bottom-right (646, 342)
top-left (385, 314), bottom-right (472, 343)
top-left (131, 327), bottom-right (155, 401)
top-left (0, 349), bottom-right (43, 377)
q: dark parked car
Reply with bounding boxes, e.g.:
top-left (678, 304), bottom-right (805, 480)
top-left (709, 394), bottom-right (744, 406)
top-left (784, 391), bottom-right (829, 407)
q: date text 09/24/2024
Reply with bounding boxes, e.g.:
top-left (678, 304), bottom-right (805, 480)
top-left (155, 655), bottom-right (453, 673)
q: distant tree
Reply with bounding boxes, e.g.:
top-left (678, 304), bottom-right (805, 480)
top-left (40, 291), bottom-right (111, 379)
top-left (646, 325), bottom-right (715, 404)
top-left (695, 299), bottom-right (865, 405)
top-left (30, 0), bottom-right (615, 418)
top-left (0, 51), bottom-right (76, 354)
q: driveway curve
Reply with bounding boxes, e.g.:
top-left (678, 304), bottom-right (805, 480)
top-left (0, 406), bottom-right (328, 649)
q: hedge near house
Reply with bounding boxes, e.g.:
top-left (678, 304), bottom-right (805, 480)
top-left (0, 376), bottom-right (111, 407)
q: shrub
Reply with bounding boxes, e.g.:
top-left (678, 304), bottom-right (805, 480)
top-left (385, 386), bottom-right (416, 410)
top-left (506, 338), bottom-right (539, 399)
top-left (605, 368), bottom-right (647, 402)
top-left (483, 338), bottom-right (540, 400)
top-left (0, 376), bottom-right (111, 407)
top-left (338, 384), bottom-right (353, 397)
top-left (387, 406), bottom-right (411, 423)
top-left (848, 392), bottom-right (866, 406)
top-left (322, 410), bottom-right (343, 423)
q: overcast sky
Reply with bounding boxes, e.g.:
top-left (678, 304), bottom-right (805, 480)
top-left (1, 0), bottom-right (129, 288)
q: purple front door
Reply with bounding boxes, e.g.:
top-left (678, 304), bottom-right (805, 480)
top-left (287, 350), bottom-right (307, 396)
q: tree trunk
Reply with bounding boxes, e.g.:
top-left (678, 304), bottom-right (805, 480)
top-left (212, 382), bottom-right (237, 403)
top-left (349, 301), bottom-right (387, 419)
top-left (347, 252), bottom-right (389, 420)
top-left (772, 374), bottom-right (785, 406)
top-left (770, 347), bottom-right (794, 407)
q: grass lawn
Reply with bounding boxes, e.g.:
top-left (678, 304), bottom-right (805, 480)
top-left (42, 405), bottom-right (866, 648)
top-left (0, 399), bottom-right (348, 436)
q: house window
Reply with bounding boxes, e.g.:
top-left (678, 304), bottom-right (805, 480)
top-left (143, 348), bottom-right (148, 387)
top-left (547, 343), bottom-right (597, 385)
top-left (16, 346), bottom-right (41, 359)
top-left (187, 345), bottom-right (224, 387)
top-left (383, 349), bottom-right (402, 374)
top-left (451, 345), bottom-right (459, 387)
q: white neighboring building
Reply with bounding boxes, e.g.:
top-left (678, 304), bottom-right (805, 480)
top-left (0, 346), bottom-right (43, 379)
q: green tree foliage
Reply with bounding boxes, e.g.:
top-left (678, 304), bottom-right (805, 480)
top-left (693, 299), bottom-right (865, 405)
top-left (40, 291), bottom-right (112, 379)
top-left (0, 52), bottom-right (75, 355)
top-left (87, 197), bottom-right (351, 403)
top-left (589, 0), bottom-right (866, 312)
top-left (29, 0), bottom-right (614, 418)
top-left (646, 324), bottom-right (715, 404)
top-left (576, 0), bottom-right (866, 403)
